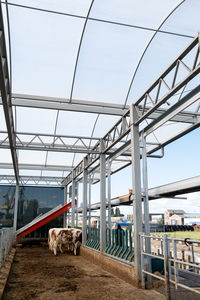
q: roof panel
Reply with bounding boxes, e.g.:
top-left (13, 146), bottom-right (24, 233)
top-left (10, 0), bottom-right (93, 16)
top-left (46, 152), bottom-right (74, 166)
top-left (90, 0), bottom-right (178, 29)
top-left (0, 149), bottom-right (12, 163)
top-left (16, 107), bottom-right (57, 134)
top-left (18, 150), bottom-right (46, 164)
top-left (161, 0), bottom-right (200, 37)
top-left (56, 110), bottom-right (98, 136)
top-left (73, 21), bottom-right (153, 103)
top-left (10, 5), bottom-right (85, 97)
top-left (0, 105), bottom-right (7, 131)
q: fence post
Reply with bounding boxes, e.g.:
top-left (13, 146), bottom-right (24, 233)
top-left (173, 239), bottom-right (179, 289)
top-left (163, 234), bottom-right (171, 300)
top-left (140, 233), bottom-right (145, 289)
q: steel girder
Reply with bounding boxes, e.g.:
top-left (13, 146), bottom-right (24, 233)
top-left (0, 3), bottom-right (19, 183)
top-left (64, 35), bottom-right (200, 186)
top-left (9, 93), bottom-right (129, 116)
top-left (0, 175), bottom-right (64, 185)
top-left (134, 34), bottom-right (200, 125)
top-left (77, 175), bottom-right (200, 212)
top-left (0, 163), bottom-right (72, 172)
top-left (0, 131), bottom-right (101, 154)
top-left (2, 94), bottom-right (199, 122)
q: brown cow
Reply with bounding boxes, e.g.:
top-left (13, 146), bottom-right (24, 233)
top-left (48, 228), bottom-right (82, 256)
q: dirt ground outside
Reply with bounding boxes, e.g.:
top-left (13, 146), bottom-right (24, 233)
top-left (3, 245), bottom-right (164, 300)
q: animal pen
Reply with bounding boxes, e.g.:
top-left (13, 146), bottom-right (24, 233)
top-left (0, 1), bottom-right (200, 299)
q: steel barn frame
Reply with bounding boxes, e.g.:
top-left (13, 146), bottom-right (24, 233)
top-left (0, 1), bottom-right (200, 286)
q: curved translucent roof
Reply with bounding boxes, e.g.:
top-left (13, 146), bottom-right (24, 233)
top-left (0, 0), bottom-right (200, 186)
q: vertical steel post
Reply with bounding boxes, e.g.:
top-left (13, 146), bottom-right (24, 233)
top-left (63, 185), bottom-right (67, 227)
top-left (88, 176), bottom-right (91, 229)
top-left (173, 239), bottom-right (178, 289)
top-left (71, 172), bottom-right (75, 228)
top-left (164, 234), bottom-right (171, 300)
top-left (76, 182), bottom-right (79, 228)
top-left (82, 158), bottom-right (88, 245)
top-left (100, 140), bottom-right (106, 253)
top-left (13, 185), bottom-right (19, 232)
top-left (107, 162), bottom-right (112, 230)
top-left (130, 104), bottom-right (142, 284)
top-left (66, 185), bottom-right (69, 227)
top-left (140, 234), bottom-right (145, 289)
top-left (141, 131), bottom-right (152, 282)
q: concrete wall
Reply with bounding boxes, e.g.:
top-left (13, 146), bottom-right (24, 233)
top-left (80, 246), bottom-right (138, 286)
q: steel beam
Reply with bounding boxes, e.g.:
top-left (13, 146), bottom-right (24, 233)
top-left (147, 119), bottom-right (200, 155)
top-left (75, 182), bottom-right (79, 228)
top-left (10, 93), bottom-right (128, 116)
top-left (0, 131), bottom-right (100, 154)
top-left (100, 140), bottom-right (106, 253)
top-left (63, 185), bottom-right (67, 227)
top-left (130, 104), bottom-right (142, 284)
top-left (144, 86), bottom-right (200, 137)
top-left (2, 93), bottom-right (197, 122)
top-left (0, 4), bottom-right (19, 183)
top-left (134, 35), bottom-right (200, 125)
top-left (82, 158), bottom-right (88, 245)
top-left (88, 176), bottom-right (91, 229)
top-left (0, 175), bottom-right (64, 185)
top-left (0, 162), bottom-right (72, 172)
top-left (13, 184), bottom-right (19, 232)
top-left (141, 131), bottom-right (151, 282)
top-left (71, 173), bottom-right (75, 228)
top-left (107, 162), bottom-right (112, 230)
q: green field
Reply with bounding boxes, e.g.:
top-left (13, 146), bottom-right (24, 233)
top-left (151, 231), bottom-right (200, 240)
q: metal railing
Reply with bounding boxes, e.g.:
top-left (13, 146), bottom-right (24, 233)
top-left (140, 233), bottom-right (200, 299)
top-left (86, 227), bottom-right (134, 262)
top-left (0, 228), bottom-right (15, 267)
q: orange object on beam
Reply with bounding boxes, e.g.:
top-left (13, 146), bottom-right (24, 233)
top-left (16, 200), bottom-right (76, 240)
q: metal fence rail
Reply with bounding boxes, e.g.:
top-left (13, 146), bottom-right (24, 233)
top-left (140, 233), bottom-right (200, 299)
top-left (0, 228), bottom-right (14, 267)
top-left (86, 227), bottom-right (134, 262)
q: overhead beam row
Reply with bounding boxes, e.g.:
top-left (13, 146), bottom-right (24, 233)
top-left (0, 4), bottom-right (19, 184)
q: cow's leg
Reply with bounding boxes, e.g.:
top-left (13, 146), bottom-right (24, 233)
top-left (58, 243), bottom-right (63, 253)
top-left (73, 241), bottom-right (79, 255)
top-left (53, 240), bottom-right (58, 256)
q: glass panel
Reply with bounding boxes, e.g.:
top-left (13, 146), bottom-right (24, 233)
top-left (0, 185), bottom-right (16, 227)
top-left (17, 186), bottom-right (64, 236)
